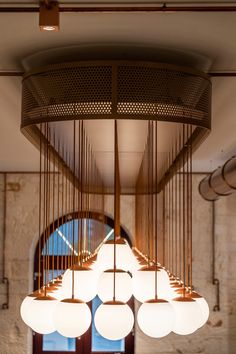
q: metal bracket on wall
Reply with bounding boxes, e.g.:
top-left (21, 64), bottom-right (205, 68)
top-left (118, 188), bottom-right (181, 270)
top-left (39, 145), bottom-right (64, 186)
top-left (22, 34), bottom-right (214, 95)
top-left (6, 182), bottom-right (20, 192)
top-left (212, 201), bottom-right (220, 311)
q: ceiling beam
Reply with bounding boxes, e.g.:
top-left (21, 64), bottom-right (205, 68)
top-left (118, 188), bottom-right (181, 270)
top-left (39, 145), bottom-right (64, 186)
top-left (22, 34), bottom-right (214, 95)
top-left (2, 3), bottom-right (236, 13)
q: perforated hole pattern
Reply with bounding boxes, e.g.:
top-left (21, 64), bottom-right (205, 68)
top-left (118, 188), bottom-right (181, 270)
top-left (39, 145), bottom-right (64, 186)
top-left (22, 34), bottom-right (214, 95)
top-left (21, 62), bottom-right (211, 129)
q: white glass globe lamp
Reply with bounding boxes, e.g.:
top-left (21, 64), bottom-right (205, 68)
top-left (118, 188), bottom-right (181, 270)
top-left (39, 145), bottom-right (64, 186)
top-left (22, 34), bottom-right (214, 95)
top-left (172, 287), bottom-right (188, 300)
top-left (170, 281), bottom-right (183, 293)
top-left (62, 268), bottom-right (70, 278)
top-left (132, 266), bottom-right (171, 302)
top-left (164, 286), bottom-right (179, 301)
top-left (46, 284), bottom-right (63, 300)
top-left (62, 265), bottom-right (99, 302)
top-left (51, 278), bottom-right (63, 287)
top-left (20, 290), bottom-right (43, 327)
top-left (171, 296), bottom-right (201, 335)
top-left (137, 299), bottom-right (174, 338)
top-left (162, 279), bottom-right (184, 300)
top-left (83, 255), bottom-right (101, 273)
top-left (53, 298), bottom-right (91, 337)
top-left (27, 295), bottom-right (58, 334)
top-left (94, 301), bottom-right (134, 340)
top-left (89, 261), bottom-right (100, 271)
top-left (97, 269), bottom-right (132, 303)
top-left (186, 291), bottom-right (209, 328)
top-left (96, 238), bottom-right (138, 272)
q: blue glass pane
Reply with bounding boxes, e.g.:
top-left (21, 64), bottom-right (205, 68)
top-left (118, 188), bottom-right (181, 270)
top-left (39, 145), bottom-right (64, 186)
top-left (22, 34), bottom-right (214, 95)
top-left (92, 297), bottom-right (125, 352)
top-left (43, 331), bottom-right (76, 352)
top-left (43, 270), bottom-right (64, 283)
top-left (42, 220), bottom-right (79, 256)
top-left (42, 219), bottom-right (112, 256)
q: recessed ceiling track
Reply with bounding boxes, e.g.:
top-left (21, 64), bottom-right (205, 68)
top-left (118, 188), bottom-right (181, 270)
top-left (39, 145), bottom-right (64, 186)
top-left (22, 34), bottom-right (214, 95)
top-left (1, 3), bottom-right (236, 13)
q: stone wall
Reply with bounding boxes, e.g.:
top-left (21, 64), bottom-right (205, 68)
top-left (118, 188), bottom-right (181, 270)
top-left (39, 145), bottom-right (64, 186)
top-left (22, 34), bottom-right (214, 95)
top-left (0, 173), bottom-right (39, 354)
top-left (0, 173), bottom-right (235, 354)
top-left (0, 173), bottom-right (135, 354)
top-left (135, 174), bottom-right (235, 354)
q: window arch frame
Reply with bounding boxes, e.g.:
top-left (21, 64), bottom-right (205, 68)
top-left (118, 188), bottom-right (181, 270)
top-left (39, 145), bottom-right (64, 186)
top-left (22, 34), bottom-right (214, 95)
top-left (33, 211), bottom-right (134, 354)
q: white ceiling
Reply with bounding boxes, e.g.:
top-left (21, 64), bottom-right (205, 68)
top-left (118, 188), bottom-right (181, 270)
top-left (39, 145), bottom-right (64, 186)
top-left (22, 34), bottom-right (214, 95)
top-left (0, 9), bottom-right (235, 71)
top-left (0, 76), bottom-right (39, 171)
top-left (50, 119), bottom-right (180, 192)
top-left (84, 120), bottom-right (148, 190)
top-left (1, 4), bottom-right (236, 191)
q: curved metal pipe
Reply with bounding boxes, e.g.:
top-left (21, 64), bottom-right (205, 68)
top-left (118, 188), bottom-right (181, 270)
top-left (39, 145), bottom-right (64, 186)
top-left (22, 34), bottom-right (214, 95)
top-left (199, 155), bottom-right (236, 201)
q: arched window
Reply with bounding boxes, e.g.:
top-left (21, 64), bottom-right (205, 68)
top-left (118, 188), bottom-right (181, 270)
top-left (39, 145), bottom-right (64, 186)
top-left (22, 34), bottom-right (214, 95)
top-left (33, 212), bottom-right (134, 354)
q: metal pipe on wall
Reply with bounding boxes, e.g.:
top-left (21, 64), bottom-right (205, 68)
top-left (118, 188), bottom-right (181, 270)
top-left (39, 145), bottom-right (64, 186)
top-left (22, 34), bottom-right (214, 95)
top-left (1, 173), bottom-right (9, 310)
top-left (212, 201), bottom-right (220, 311)
top-left (199, 155), bottom-right (236, 201)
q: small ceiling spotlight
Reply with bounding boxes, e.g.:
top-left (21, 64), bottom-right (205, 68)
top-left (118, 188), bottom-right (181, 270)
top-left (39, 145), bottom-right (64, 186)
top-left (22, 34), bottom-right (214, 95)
top-left (39, 1), bottom-right (59, 32)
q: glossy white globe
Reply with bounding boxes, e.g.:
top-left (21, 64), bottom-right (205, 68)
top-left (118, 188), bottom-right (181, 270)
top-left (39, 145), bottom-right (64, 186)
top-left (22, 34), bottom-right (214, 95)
top-left (132, 267), bottom-right (171, 302)
top-left (62, 268), bottom-right (70, 279)
top-left (165, 282), bottom-right (184, 301)
top-left (89, 261), bottom-right (101, 272)
top-left (94, 301), bottom-right (134, 340)
top-left (27, 296), bottom-right (58, 334)
top-left (46, 285), bottom-right (63, 300)
top-left (97, 270), bottom-right (132, 303)
top-left (62, 266), bottom-right (99, 302)
top-left (172, 297), bottom-right (201, 335)
top-left (187, 292), bottom-right (209, 328)
top-left (83, 257), bottom-right (102, 276)
top-left (165, 286), bottom-right (179, 300)
top-left (20, 295), bottom-right (36, 326)
top-left (96, 239), bottom-right (138, 272)
top-left (196, 297), bottom-right (209, 327)
top-left (53, 299), bottom-right (91, 338)
top-left (137, 300), bottom-right (174, 338)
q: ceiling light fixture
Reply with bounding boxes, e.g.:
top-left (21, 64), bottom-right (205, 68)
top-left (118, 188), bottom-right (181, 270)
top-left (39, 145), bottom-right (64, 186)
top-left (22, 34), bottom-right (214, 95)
top-left (53, 121), bottom-right (92, 338)
top-left (61, 122), bottom-right (99, 303)
top-left (94, 301), bottom-right (134, 341)
top-left (97, 269), bottom-right (132, 303)
top-left (137, 121), bottom-right (174, 338)
top-left (20, 120), bottom-right (105, 336)
top-left (133, 123), bottom-right (171, 303)
top-left (96, 238), bottom-right (139, 272)
top-left (20, 58), bottom-right (211, 341)
top-left (94, 121), bottom-right (134, 340)
top-left (171, 125), bottom-right (201, 336)
top-left (26, 124), bottom-right (57, 335)
top-left (39, 1), bottom-right (59, 32)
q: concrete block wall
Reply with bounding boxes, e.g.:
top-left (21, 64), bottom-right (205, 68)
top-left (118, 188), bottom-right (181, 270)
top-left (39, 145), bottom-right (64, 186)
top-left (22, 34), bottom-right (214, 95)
top-left (0, 173), bottom-right (235, 354)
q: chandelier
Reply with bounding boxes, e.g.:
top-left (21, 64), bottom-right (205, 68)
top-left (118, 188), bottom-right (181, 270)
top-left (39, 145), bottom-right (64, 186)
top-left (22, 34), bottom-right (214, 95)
top-left (20, 58), bottom-right (211, 340)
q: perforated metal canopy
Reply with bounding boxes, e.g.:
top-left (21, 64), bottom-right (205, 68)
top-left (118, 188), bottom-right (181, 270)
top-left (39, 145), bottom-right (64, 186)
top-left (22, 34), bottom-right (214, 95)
top-left (20, 60), bottom-right (211, 193)
top-left (21, 61), bottom-right (211, 129)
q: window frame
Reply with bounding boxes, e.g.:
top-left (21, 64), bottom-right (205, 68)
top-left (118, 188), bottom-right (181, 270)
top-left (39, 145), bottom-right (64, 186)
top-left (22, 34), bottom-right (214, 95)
top-left (33, 212), bottom-right (134, 354)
